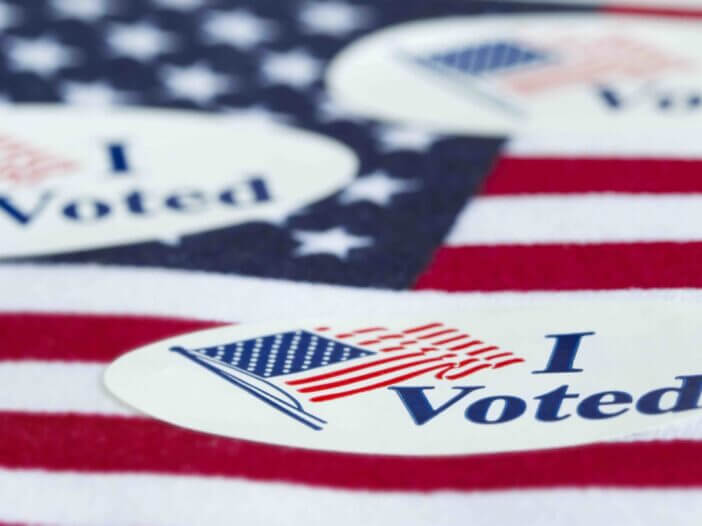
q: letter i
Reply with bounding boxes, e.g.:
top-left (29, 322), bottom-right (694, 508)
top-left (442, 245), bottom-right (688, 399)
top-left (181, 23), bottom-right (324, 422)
top-left (532, 332), bottom-right (595, 374)
top-left (107, 143), bottom-right (130, 175)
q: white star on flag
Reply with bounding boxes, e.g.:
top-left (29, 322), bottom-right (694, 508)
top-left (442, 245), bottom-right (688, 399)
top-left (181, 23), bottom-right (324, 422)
top-left (160, 63), bottom-right (234, 104)
top-left (6, 37), bottom-right (78, 76)
top-left (107, 23), bottom-right (175, 61)
top-left (203, 9), bottom-right (277, 49)
top-left (293, 227), bottom-right (373, 259)
top-left (339, 171), bottom-right (420, 206)
top-left (261, 49), bottom-right (323, 89)
top-left (375, 124), bottom-right (440, 152)
top-left (61, 81), bottom-right (128, 106)
top-left (299, 1), bottom-right (374, 36)
top-left (51, 0), bottom-right (109, 20)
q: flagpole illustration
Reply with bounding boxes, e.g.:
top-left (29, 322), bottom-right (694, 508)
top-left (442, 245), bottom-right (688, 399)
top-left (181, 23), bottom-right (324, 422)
top-left (170, 346), bottom-right (327, 431)
top-left (399, 50), bottom-right (526, 119)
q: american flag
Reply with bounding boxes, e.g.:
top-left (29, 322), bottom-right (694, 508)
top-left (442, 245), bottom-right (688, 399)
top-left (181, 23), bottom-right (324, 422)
top-left (178, 322), bottom-right (522, 410)
top-left (0, 133), bottom-right (78, 184)
top-left (2, 1), bottom-right (702, 525)
top-left (418, 35), bottom-right (687, 96)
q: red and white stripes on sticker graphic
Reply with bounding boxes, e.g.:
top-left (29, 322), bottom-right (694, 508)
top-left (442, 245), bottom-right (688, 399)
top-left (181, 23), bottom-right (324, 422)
top-left (0, 134), bottom-right (77, 185)
top-left (287, 323), bottom-right (524, 402)
top-left (501, 35), bottom-right (687, 96)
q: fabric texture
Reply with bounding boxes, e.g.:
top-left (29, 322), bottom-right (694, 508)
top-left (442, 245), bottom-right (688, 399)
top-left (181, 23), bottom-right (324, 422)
top-left (1, 0), bottom-right (702, 525)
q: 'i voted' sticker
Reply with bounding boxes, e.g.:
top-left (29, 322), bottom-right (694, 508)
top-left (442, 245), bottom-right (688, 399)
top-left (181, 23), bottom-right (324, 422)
top-left (106, 300), bottom-right (702, 455)
top-left (0, 106), bottom-right (357, 258)
top-left (327, 14), bottom-right (702, 136)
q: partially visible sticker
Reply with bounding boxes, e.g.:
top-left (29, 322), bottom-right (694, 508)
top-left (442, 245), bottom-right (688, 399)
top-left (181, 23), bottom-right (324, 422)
top-left (0, 106), bottom-right (357, 258)
top-left (327, 14), bottom-right (702, 136)
top-left (106, 301), bottom-right (702, 455)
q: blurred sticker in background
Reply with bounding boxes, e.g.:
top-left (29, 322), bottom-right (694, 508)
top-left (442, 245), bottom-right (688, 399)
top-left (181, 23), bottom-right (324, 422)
top-left (0, 106), bottom-right (356, 259)
top-left (328, 14), bottom-right (702, 136)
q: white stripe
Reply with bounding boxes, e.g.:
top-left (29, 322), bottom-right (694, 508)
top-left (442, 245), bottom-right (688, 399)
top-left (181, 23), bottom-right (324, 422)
top-left (505, 131), bottom-right (702, 158)
top-left (295, 355), bottom-right (444, 398)
top-left (1, 359), bottom-right (702, 442)
top-left (1, 468), bottom-right (700, 526)
top-left (6, 264), bottom-right (702, 323)
top-left (0, 361), bottom-right (135, 415)
top-left (447, 194), bottom-right (702, 245)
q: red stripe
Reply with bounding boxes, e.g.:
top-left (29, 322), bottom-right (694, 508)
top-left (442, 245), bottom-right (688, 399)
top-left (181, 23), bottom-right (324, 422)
top-left (468, 346), bottom-right (499, 356)
top-left (298, 357), bottom-right (446, 393)
top-left (449, 340), bottom-right (483, 351)
top-left (604, 5), bottom-right (702, 18)
top-left (432, 334), bottom-right (470, 346)
top-left (483, 352), bottom-right (513, 361)
top-left (353, 327), bottom-right (386, 334)
top-left (414, 242), bottom-right (702, 292)
top-left (309, 363), bottom-right (452, 402)
top-left (402, 323), bottom-right (442, 334)
top-left (493, 358), bottom-right (526, 369)
top-left (443, 363), bottom-right (492, 380)
top-left (2, 412), bottom-right (702, 490)
top-left (0, 312), bottom-right (224, 362)
top-left (482, 157), bottom-right (702, 195)
top-left (286, 352), bottom-right (423, 386)
top-left (418, 329), bottom-right (457, 340)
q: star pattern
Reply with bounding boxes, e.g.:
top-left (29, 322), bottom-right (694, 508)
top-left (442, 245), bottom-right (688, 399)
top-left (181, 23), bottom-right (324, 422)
top-left (203, 9), bottom-right (277, 49)
top-left (339, 171), bottom-right (419, 206)
top-left (107, 22), bottom-right (175, 61)
top-left (51, 0), bottom-right (109, 20)
top-left (293, 227), bottom-right (373, 259)
top-left (60, 81), bottom-right (127, 106)
top-left (5, 37), bottom-right (78, 76)
top-left (0, 0), bottom-right (505, 289)
top-left (160, 63), bottom-right (233, 104)
top-left (260, 49), bottom-right (323, 88)
top-left (299, 1), bottom-right (374, 35)
top-left (375, 124), bottom-right (440, 152)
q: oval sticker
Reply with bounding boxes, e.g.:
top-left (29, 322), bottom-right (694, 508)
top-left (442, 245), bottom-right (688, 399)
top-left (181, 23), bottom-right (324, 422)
top-left (106, 300), bottom-right (702, 455)
top-left (0, 106), bottom-right (357, 258)
top-left (327, 14), bottom-right (702, 136)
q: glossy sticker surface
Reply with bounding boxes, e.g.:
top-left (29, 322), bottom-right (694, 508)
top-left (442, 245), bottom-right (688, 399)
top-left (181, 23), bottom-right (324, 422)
top-left (328, 14), bottom-right (702, 136)
top-left (107, 301), bottom-right (702, 455)
top-left (0, 106), bottom-right (357, 258)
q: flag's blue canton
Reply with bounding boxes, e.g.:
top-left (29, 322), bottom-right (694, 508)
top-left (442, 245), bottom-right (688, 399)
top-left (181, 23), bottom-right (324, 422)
top-left (423, 41), bottom-right (552, 77)
top-left (189, 330), bottom-right (374, 377)
top-left (1, 0), bottom-right (591, 289)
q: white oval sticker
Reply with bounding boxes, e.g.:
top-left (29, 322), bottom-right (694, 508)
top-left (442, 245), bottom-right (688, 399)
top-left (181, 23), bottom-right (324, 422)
top-left (0, 106), bottom-right (357, 258)
top-left (327, 14), bottom-right (702, 136)
top-left (106, 301), bottom-right (702, 455)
